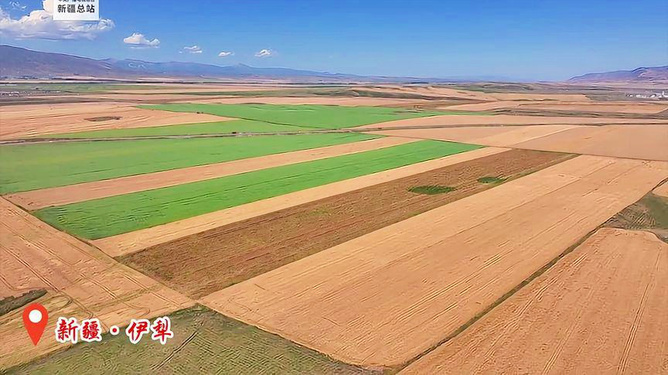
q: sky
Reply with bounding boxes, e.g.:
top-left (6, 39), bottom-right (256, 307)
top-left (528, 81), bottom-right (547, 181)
top-left (1, 0), bottom-right (666, 80)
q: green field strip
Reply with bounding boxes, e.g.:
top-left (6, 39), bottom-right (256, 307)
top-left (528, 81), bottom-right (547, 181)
top-left (7, 306), bottom-right (374, 375)
top-left (0, 133), bottom-right (377, 194)
top-left (42, 119), bottom-right (308, 139)
top-left (35, 140), bottom-right (481, 239)
top-left (141, 103), bottom-right (445, 129)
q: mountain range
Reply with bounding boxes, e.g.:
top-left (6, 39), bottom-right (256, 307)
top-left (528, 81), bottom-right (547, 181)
top-left (1, 45), bottom-right (666, 83)
top-left (569, 66), bottom-right (668, 83)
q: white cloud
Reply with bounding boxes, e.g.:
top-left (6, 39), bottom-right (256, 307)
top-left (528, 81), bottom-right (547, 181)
top-left (218, 51), bottom-right (233, 57)
top-left (182, 45), bottom-right (202, 54)
top-left (123, 33), bottom-right (160, 48)
top-left (0, 0), bottom-right (114, 40)
top-left (254, 49), bottom-right (276, 58)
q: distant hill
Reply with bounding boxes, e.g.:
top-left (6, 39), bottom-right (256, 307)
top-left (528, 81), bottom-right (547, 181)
top-left (0, 45), bottom-right (388, 82)
top-left (569, 66), bottom-right (668, 83)
top-left (0, 45), bottom-right (518, 83)
top-left (0, 45), bottom-right (377, 82)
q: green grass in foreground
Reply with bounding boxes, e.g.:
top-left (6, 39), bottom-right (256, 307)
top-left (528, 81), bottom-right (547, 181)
top-left (141, 103), bottom-right (445, 129)
top-left (7, 305), bottom-right (374, 375)
top-left (0, 133), bottom-right (376, 194)
top-left (36, 140), bottom-right (480, 239)
top-left (43, 119), bottom-right (307, 139)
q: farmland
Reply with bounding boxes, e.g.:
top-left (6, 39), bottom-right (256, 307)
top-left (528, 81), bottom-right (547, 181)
top-left (0, 133), bottom-right (377, 193)
top-left (1, 80), bottom-right (667, 373)
top-left (8, 306), bottom-right (373, 375)
top-left (141, 103), bottom-right (446, 129)
top-left (121, 149), bottom-right (571, 298)
top-left (42, 119), bottom-right (307, 138)
top-left (401, 228), bottom-right (668, 374)
top-left (7, 137), bottom-right (416, 210)
top-left (34, 140), bottom-right (479, 239)
top-left (203, 156), bottom-right (668, 367)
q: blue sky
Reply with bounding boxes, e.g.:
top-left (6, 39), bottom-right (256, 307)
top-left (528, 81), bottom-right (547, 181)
top-left (1, 0), bottom-right (666, 80)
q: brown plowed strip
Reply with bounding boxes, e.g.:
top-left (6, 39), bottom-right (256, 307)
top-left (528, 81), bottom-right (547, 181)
top-left (401, 228), bottom-right (668, 375)
top-left (93, 147), bottom-right (508, 257)
top-left (6, 137), bottom-right (417, 211)
top-left (121, 149), bottom-right (571, 299)
top-left (0, 102), bottom-right (229, 139)
top-left (202, 156), bottom-right (668, 368)
top-left (0, 197), bottom-right (193, 369)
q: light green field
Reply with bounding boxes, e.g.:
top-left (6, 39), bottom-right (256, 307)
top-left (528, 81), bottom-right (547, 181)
top-left (43, 119), bottom-right (307, 139)
top-left (7, 306), bottom-right (374, 375)
top-left (35, 140), bottom-right (480, 239)
top-left (141, 103), bottom-right (445, 129)
top-left (0, 133), bottom-right (376, 194)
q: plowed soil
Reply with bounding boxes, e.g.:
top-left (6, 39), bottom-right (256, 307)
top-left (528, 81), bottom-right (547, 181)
top-left (0, 197), bottom-right (193, 369)
top-left (203, 156), bottom-right (668, 368)
top-left (121, 149), bottom-right (571, 298)
top-left (401, 228), bottom-right (668, 375)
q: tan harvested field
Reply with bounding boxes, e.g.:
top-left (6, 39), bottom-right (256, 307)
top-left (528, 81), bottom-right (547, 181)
top-left (0, 197), bottom-right (194, 368)
top-left (0, 102), bottom-right (228, 139)
top-left (443, 100), bottom-right (668, 114)
top-left (122, 149), bottom-right (570, 299)
top-left (357, 86), bottom-right (496, 101)
top-left (202, 155), bottom-right (668, 368)
top-left (492, 93), bottom-right (591, 101)
top-left (372, 124), bottom-right (668, 161)
top-left (6, 137), bottom-right (417, 210)
top-left (92, 147), bottom-right (508, 257)
top-left (441, 100), bottom-right (523, 111)
top-left (360, 114), bottom-right (668, 129)
top-left (401, 228), bottom-right (668, 375)
top-left (515, 101), bottom-right (668, 114)
top-left (360, 86), bottom-right (590, 102)
top-left (653, 181), bottom-right (668, 197)
top-left (514, 125), bottom-right (668, 161)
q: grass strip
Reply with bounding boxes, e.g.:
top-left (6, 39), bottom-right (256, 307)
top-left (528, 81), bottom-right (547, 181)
top-left (36, 140), bottom-right (480, 239)
top-left (141, 103), bottom-right (445, 129)
top-left (0, 133), bottom-right (376, 194)
top-left (42, 120), bottom-right (307, 139)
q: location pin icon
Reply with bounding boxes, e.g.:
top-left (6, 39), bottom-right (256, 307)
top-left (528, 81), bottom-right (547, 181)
top-left (22, 303), bottom-right (48, 345)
